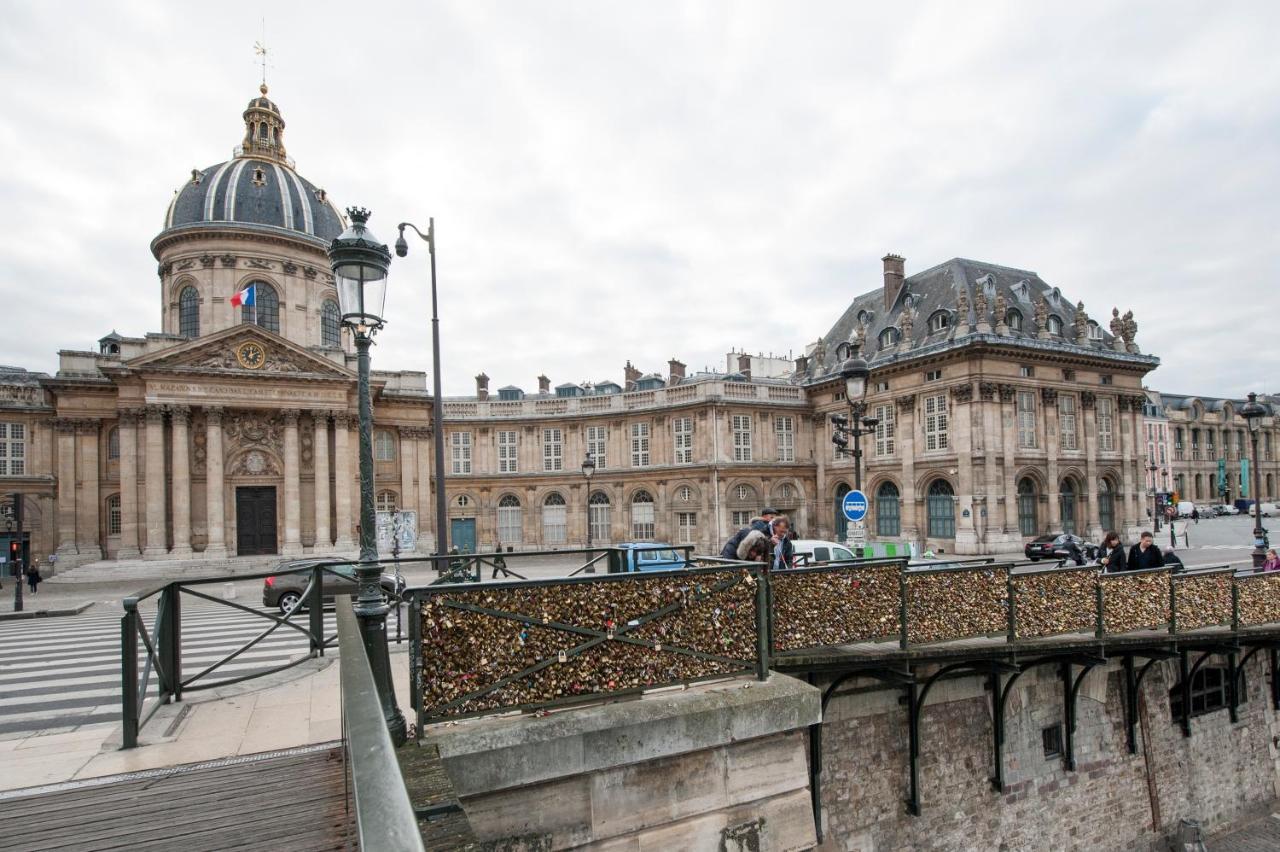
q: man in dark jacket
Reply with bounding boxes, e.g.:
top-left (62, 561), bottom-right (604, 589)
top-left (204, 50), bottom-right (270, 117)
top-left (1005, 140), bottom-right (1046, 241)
top-left (1128, 532), bottom-right (1165, 570)
top-left (720, 508), bottom-right (779, 559)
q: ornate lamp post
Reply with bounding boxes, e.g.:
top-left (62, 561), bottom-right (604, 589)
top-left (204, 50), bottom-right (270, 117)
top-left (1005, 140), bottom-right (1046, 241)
top-left (831, 354), bottom-right (879, 493)
top-left (329, 207), bottom-right (406, 745)
top-left (1146, 462), bottom-right (1161, 533)
top-left (393, 219), bottom-right (447, 559)
top-left (1241, 392), bottom-right (1269, 568)
top-left (581, 453), bottom-right (596, 552)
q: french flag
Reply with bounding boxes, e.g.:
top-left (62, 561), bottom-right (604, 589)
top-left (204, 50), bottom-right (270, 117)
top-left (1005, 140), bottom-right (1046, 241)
top-left (230, 284), bottom-right (255, 308)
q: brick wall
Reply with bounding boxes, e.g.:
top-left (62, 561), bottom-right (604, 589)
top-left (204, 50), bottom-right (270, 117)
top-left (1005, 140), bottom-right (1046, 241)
top-left (818, 655), bottom-right (1277, 851)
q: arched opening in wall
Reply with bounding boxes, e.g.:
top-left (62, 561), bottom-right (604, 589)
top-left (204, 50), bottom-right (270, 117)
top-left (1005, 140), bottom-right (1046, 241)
top-left (321, 299), bottom-right (341, 348)
top-left (241, 280), bottom-right (281, 333)
top-left (1017, 477), bottom-right (1039, 537)
top-left (1268, 473), bottom-right (1275, 500)
top-left (589, 491), bottom-right (612, 544)
top-left (875, 481), bottom-right (900, 537)
top-left (542, 492), bottom-right (566, 546)
top-left (376, 490), bottom-right (398, 512)
top-left (1098, 478), bottom-right (1116, 533)
top-left (1059, 477), bottom-right (1078, 534)
top-left (1193, 473), bottom-right (1204, 502)
top-left (497, 494), bottom-right (522, 547)
top-left (833, 482), bottom-right (851, 542)
top-left (179, 286), bottom-right (200, 338)
top-left (926, 479), bottom-right (955, 539)
top-left (631, 490), bottom-right (655, 541)
top-left (727, 482), bottom-right (758, 530)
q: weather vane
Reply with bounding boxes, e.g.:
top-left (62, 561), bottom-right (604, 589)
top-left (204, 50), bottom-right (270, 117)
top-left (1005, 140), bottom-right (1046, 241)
top-left (254, 20), bottom-right (271, 90)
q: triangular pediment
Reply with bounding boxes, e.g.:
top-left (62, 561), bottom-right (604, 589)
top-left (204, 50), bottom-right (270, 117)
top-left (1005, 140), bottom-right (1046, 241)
top-left (126, 326), bottom-right (354, 379)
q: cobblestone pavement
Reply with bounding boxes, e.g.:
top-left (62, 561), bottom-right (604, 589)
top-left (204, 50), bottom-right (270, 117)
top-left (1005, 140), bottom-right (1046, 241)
top-left (1208, 809), bottom-right (1280, 851)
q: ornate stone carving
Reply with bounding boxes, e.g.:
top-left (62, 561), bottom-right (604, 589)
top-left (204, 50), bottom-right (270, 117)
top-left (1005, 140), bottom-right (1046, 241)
top-left (158, 262), bottom-right (172, 278)
top-left (300, 419), bottom-right (314, 473)
top-left (192, 414), bottom-right (207, 476)
top-left (224, 411), bottom-right (283, 456)
top-left (219, 254), bottom-right (237, 267)
top-left (117, 408), bottom-right (142, 426)
top-left (282, 261), bottom-right (298, 274)
top-left (974, 287), bottom-right (989, 331)
top-left (1130, 394), bottom-right (1148, 410)
top-left (229, 449), bottom-right (281, 477)
top-left (994, 292), bottom-right (1008, 335)
top-left (400, 426), bottom-right (433, 440)
top-left (200, 254), bottom-right (215, 268)
top-left (979, 381), bottom-right (998, 401)
top-left (246, 258), bottom-right (273, 270)
top-left (895, 394), bottom-right (917, 411)
top-left (1080, 391), bottom-right (1096, 410)
top-left (1117, 395), bottom-right (1132, 412)
top-left (187, 349), bottom-right (239, 370)
top-left (1033, 297), bottom-right (1048, 337)
top-left (898, 302), bottom-right (914, 345)
top-left (176, 259), bottom-right (195, 271)
top-left (952, 383), bottom-right (974, 403)
top-left (1121, 310), bottom-right (1138, 353)
top-left (204, 405), bottom-right (225, 424)
top-left (1110, 308), bottom-right (1125, 352)
top-left (167, 404), bottom-right (191, 425)
top-left (144, 405), bottom-right (166, 424)
top-left (282, 408), bottom-right (300, 426)
top-left (997, 384), bottom-right (1017, 403)
top-left (1040, 387), bottom-right (1058, 404)
top-left (955, 287), bottom-right (969, 332)
top-left (1073, 301), bottom-right (1089, 344)
top-left (303, 266), bottom-right (319, 279)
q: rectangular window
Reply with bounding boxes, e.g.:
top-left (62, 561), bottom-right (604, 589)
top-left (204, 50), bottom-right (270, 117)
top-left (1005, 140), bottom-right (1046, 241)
top-left (1058, 395), bottom-right (1077, 451)
top-left (586, 425), bottom-right (607, 470)
top-left (1062, 369), bottom-right (1075, 381)
top-left (1019, 365), bottom-right (1035, 378)
top-left (1159, 444), bottom-right (1166, 464)
top-left (1017, 391), bottom-right (1037, 449)
top-left (1100, 374), bottom-right (1113, 386)
top-left (632, 501), bottom-right (655, 540)
top-left (731, 510), bottom-right (752, 528)
top-left (923, 395), bottom-right (948, 451)
top-left (107, 496), bottom-right (122, 536)
top-left (775, 416), bottom-right (794, 462)
top-left (1042, 725), bottom-right (1063, 760)
top-left (630, 422), bottom-right (650, 467)
top-left (874, 404), bottom-right (895, 457)
top-left (677, 511), bottom-right (697, 544)
top-left (732, 414), bottom-right (753, 462)
top-left (450, 431), bottom-right (472, 475)
top-left (542, 428), bottom-right (563, 472)
top-left (497, 430), bottom-right (518, 474)
top-left (0, 423), bottom-right (25, 477)
top-left (1098, 399), bottom-right (1115, 452)
top-left (673, 417), bottom-right (693, 465)
top-left (924, 370), bottom-right (942, 382)
top-left (875, 380), bottom-right (890, 392)
top-left (497, 502), bottom-right (522, 545)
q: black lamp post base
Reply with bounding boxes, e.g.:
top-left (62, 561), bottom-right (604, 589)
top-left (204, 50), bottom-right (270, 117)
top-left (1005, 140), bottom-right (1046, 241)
top-left (360, 612), bottom-right (407, 746)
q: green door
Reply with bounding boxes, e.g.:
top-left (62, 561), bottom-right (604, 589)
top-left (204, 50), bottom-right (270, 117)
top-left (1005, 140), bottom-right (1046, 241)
top-left (450, 518), bottom-right (476, 553)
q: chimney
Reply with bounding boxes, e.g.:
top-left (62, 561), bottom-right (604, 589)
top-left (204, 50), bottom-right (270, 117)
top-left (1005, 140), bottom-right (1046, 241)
top-left (475, 372), bottom-right (490, 401)
top-left (537, 374), bottom-right (551, 395)
top-left (737, 353), bottom-right (752, 380)
top-left (624, 360), bottom-right (642, 391)
top-left (668, 358), bottom-right (686, 381)
top-left (794, 355), bottom-right (809, 375)
top-left (882, 253), bottom-right (906, 310)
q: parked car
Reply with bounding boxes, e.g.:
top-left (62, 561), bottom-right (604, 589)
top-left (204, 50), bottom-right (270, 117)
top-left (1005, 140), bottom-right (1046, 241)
top-left (791, 539), bottom-right (858, 565)
top-left (262, 559), bottom-right (406, 614)
top-left (1211, 504), bottom-right (1239, 516)
top-left (1176, 501), bottom-right (1198, 518)
top-left (608, 543), bottom-right (687, 573)
top-left (1024, 534), bottom-right (1100, 564)
top-left (1261, 502), bottom-right (1279, 518)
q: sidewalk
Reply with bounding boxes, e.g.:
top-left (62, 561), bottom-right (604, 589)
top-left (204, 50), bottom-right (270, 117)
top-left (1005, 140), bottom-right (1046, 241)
top-left (0, 646), bottom-right (411, 795)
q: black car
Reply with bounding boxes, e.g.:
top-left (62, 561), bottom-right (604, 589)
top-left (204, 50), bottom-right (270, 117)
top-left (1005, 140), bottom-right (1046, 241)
top-left (262, 559), bottom-right (405, 614)
top-left (1024, 534), bottom-right (1099, 564)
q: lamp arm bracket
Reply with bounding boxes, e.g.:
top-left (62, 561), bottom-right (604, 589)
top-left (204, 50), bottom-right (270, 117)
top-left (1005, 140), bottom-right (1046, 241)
top-left (397, 221), bottom-right (433, 245)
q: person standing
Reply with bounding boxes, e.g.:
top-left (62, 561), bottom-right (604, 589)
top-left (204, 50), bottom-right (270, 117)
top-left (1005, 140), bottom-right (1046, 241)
top-left (1261, 549), bottom-right (1280, 572)
top-left (719, 507), bottom-right (779, 559)
top-left (770, 516), bottom-right (794, 570)
top-left (25, 560), bottom-right (40, 594)
top-left (1128, 532), bottom-right (1165, 571)
top-left (1099, 531), bottom-right (1127, 573)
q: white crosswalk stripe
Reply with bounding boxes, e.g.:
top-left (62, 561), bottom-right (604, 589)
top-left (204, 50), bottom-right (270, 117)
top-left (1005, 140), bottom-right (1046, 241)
top-left (0, 601), bottom-right (348, 738)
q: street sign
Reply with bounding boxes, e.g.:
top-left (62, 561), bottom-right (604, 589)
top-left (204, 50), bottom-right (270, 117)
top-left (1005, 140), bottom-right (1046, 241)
top-left (842, 489), bottom-right (869, 523)
top-left (848, 520), bottom-right (867, 549)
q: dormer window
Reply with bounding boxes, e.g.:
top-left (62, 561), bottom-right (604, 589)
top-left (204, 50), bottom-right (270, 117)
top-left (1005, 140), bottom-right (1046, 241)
top-left (1047, 315), bottom-right (1064, 335)
top-left (857, 309), bottom-right (870, 325)
top-left (835, 342), bottom-right (852, 361)
top-left (315, 188), bottom-right (327, 202)
top-left (1088, 321), bottom-right (1102, 341)
top-left (928, 311), bottom-right (950, 333)
top-left (251, 167), bottom-right (267, 187)
top-left (1006, 309), bottom-right (1023, 331)
top-left (878, 328), bottom-right (898, 350)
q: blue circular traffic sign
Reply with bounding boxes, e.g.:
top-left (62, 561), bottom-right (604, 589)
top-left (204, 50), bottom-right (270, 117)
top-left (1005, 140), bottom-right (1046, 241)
top-left (842, 489), bottom-right (869, 522)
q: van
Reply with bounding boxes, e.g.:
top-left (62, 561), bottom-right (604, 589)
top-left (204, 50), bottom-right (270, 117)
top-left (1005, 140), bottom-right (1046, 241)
top-left (1261, 503), bottom-right (1279, 518)
top-left (1176, 501), bottom-right (1197, 518)
top-left (791, 539), bottom-right (857, 565)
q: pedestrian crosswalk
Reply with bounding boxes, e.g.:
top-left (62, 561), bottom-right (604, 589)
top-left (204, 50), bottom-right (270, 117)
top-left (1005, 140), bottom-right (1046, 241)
top-left (0, 601), bottom-right (346, 738)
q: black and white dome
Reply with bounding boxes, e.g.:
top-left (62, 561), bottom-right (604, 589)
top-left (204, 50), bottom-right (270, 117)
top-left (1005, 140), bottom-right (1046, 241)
top-left (160, 86), bottom-right (343, 246)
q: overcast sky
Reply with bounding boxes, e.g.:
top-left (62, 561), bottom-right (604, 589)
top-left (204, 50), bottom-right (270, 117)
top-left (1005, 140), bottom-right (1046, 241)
top-left (1, 1), bottom-right (1277, 398)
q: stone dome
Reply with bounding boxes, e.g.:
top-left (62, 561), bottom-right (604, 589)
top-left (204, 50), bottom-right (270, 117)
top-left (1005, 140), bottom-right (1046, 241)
top-left (160, 85), bottom-right (343, 246)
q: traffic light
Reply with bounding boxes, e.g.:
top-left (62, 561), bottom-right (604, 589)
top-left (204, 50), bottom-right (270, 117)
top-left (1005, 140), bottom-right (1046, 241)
top-left (7, 539), bottom-right (18, 576)
top-left (1172, 491), bottom-right (1180, 504)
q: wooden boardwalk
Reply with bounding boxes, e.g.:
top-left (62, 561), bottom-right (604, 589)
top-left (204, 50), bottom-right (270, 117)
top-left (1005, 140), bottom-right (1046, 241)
top-left (0, 744), bottom-right (354, 852)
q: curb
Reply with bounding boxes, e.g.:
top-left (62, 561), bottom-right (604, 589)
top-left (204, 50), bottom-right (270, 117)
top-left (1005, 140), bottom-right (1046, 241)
top-left (0, 601), bottom-right (95, 621)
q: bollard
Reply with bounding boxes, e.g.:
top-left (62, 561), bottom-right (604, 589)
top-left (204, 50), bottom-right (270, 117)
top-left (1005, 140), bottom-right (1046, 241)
top-left (222, 582), bottom-right (237, 600)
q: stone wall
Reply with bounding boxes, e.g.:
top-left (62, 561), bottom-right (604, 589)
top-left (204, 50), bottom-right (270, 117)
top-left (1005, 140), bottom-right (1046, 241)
top-left (818, 655), bottom-right (1278, 851)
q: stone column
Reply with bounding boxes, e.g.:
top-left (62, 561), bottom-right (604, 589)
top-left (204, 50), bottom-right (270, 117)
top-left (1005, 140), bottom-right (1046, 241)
top-left (117, 409), bottom-right (142, 559)
top-left (978, 384), bottom-right (1005, 548)
top-left (1117, 396), bottom-right (1137, 535)
top-left (1044, 389), bottom-right (1062, 532)
top-left (75, 420), bottom-right (103, 561)
top-left (54, 419), bottom-right (79, 559)
top-left (169, 406), bottom-right (193, 557)
top-left (1082, 393), bottom-right (1102, 539)
top-left (398, 427), bottom-right (417, 516)
top-left (999, 385), bottom-right (1019, 537)
top-left (313, 413), bottom-right (331, 551)
top-left (204, 407), bottom-right (227, 557)
top-left (142, 405), bottom-right (168, 558)
top-left (415, 428), bottom-right (434, 553)
top-left (282, 409), bottom-right (303, 555)
top-left (1129, 397), bottom-right (1147, 531)
top-left (333, 412), bottom-right (354, 550)
top-left (896, 395), bottom-right (919, 546)
top-left (953, 383), bottom-right (977, 553)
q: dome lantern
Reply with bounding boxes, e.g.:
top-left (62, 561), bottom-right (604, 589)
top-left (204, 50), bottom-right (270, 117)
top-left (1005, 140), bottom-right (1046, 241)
top-left (241, 83), bottom-right (287, 163)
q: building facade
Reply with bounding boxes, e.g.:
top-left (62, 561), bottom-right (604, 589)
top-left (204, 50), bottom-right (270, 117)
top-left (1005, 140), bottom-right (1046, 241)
top-left (3, 86), bottom-right (1278, 572)
top-left (1155, 392), bottom-right (1279, 506)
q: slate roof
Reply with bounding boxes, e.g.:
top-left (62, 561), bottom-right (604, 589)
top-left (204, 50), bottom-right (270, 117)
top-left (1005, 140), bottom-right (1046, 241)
top-left (809, 257), bottom-right (1148, 379)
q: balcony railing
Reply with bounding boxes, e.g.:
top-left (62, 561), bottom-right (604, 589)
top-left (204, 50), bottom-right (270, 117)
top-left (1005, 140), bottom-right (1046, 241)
top-left (440, 380), bottom-right (808, 420)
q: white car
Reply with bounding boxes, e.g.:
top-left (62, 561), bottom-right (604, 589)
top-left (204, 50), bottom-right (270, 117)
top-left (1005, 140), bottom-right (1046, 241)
top-left (791, 539), bottom-right (858, 565)
top-left (1212, 504), bottom-right (1239, 516)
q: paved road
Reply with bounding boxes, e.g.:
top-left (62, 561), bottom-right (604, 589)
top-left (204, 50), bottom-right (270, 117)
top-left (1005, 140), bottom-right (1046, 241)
top-left (0, 601), bottom-right (358, 739)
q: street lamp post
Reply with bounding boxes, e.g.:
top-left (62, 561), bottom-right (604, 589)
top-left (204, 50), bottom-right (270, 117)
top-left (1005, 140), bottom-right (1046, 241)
top-left (329, 207), bottom-right (406, 746)
top-left (1242, 392), bottom-right (1269, 569)
top-left (394, 219), bottom-right (448, 560)
top-left (581, 453), bottom-right (596, 554)
top-left (1146, 462), bottom-right (1161, 533)
top-left (831, 354), bottom-right (878, 492)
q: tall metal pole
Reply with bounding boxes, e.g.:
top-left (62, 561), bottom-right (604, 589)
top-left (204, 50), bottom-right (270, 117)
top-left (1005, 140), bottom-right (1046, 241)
top-left (851, 402), bottom-right (865, 493)
top-left (428, 219), bottom-right (448, 559)
top-left (10, 493), bottom-right (23, 613)
top-left (1251, 429), bottom-right (1268, 568)
top-left (354, 330), bottom-right (407, 745)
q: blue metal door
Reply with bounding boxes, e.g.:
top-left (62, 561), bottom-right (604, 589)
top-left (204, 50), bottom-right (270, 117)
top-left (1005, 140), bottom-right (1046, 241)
top-left (450, 518), bottom-right (476, 553)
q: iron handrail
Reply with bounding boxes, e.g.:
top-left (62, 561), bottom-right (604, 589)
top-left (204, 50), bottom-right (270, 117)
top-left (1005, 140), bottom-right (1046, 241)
top-left (336, 596), bottom-right (425, 852)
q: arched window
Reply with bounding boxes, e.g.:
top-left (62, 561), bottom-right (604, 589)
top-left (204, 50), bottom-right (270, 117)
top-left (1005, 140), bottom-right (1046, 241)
top-left (374, 430), bottom-right (396, 462)
top-left (928, 311), bottom-right (950, 333)
top-left (321, 300), bottom-right (341, 348)
top-left (677, 485), bottom-right (694, 502)
top-left (106, 494), bottom-right (122, 536)
top-left (631, 490), bottom-right (655, 540)
top-left (1017, 478), bottom-right (1038, 537)
top-left (834, 482), bottom-right (851, 542)
top-left (926, 479), bottom-right (955, 539)
top-left (242, 281), bottom-right (280, 333)
top-left (878, 328), bottom-right (897, 350)
top-left (875, 482), bottom-right (900, 537)
top-left (178, 286), bottom-right (200, 338)
top-left (1098, 478), bottom-right (1115, 532)
top-left (1047, 315), bottom-right (1064, 335)
top-left (376, 490), bottom-right (397, 512)
top-left (589, 491), bottom-right (612, 544)
top-left (542, 492), bottom-right (566, 545)
top-left (107, 427), bottom-right (120, 461)
top-left (497, 494), bottom-right (522, 545)
top-left (1006, 309), bottom-right (1023, 331)
top-left (1060, 478), bottom-right (1077, 534)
